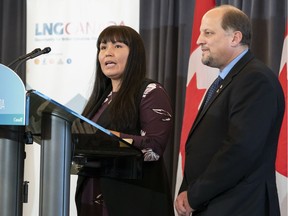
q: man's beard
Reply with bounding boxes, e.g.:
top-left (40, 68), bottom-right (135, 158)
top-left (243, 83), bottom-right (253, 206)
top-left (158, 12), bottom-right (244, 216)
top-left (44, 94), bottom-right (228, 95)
top-left (202, 55), bottom-right (212, 66)
top-left (201, 55), bottom-right (218, 68)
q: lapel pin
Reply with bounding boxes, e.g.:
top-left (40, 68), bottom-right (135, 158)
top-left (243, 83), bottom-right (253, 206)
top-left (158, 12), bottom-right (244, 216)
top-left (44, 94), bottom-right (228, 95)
top-left (216, 85), bottom-right (223, 93)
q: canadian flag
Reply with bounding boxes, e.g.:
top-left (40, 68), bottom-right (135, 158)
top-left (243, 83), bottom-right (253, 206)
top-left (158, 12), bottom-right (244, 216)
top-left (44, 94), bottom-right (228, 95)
top-left (276, 22), bottom-right (287, 216)
top-left (174, 0), bottom-right (217, 202)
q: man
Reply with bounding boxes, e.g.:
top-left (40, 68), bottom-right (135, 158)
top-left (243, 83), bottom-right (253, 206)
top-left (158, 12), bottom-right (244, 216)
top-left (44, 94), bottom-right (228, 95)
top-left (175, 5), bottom-right (284, 216)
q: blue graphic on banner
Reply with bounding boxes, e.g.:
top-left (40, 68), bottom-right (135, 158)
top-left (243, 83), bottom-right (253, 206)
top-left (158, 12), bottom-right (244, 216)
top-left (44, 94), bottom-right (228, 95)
top-left (0, 64), bottom-right (26, 125)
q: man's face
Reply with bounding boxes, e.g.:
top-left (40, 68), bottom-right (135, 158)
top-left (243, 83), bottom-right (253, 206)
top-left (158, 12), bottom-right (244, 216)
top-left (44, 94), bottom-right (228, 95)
top-left (197, 9), bottom-right (235, 70)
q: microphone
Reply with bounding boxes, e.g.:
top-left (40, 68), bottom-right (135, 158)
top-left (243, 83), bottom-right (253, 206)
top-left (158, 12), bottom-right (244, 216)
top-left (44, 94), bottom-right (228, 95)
top-left (28, 47), bottom-right (51, 59)
top-left (13, 47), bottom-right (52, 72)
top-left (7, 48), bottom-right (41, 68)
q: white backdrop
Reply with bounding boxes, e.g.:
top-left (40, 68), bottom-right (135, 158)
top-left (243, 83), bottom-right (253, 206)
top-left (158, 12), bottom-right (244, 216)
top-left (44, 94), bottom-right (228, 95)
top-left (24, 0), bottom-right (139, 215)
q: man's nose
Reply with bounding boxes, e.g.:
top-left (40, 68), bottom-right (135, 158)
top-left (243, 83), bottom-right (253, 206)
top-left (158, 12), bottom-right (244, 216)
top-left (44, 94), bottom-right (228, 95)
top-left (196, 35), bottom-right (202, 46)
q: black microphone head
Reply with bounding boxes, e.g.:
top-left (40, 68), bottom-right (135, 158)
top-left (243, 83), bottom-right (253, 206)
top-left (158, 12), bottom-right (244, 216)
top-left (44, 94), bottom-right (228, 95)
top-left (42, 47), bottom-right (51, 54)
top-left (28, 47), bottom-right (51, 59)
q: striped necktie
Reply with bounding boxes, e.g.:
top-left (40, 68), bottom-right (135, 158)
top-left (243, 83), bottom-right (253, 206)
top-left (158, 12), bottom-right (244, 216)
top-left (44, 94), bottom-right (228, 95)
top-left (203, 76), bottom-right (223, 108)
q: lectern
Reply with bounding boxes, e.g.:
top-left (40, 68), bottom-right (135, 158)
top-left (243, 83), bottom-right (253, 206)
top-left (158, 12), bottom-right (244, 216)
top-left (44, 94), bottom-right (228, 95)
top-left (0, 64), bottom-right (26, 216)
top-left (0, 64), bottom-right (143, 216)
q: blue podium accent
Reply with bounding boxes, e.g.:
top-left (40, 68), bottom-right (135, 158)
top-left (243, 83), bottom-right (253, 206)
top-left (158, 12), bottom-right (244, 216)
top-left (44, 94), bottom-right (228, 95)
top-left (0, 64), bottom-right (26, 125)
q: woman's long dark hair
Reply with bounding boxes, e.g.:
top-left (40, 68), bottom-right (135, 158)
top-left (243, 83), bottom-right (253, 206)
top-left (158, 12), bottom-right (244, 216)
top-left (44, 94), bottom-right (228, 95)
top-left (82, 25), bottom-right (147, 130)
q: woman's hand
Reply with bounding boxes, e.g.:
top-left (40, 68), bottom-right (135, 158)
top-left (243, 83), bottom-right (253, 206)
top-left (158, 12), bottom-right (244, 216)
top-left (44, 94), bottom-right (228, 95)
top-left (109, 130), bottom-right (120, 137)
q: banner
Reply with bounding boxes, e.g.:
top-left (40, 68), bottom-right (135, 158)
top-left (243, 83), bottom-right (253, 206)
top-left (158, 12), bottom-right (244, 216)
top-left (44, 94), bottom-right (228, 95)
top-left (24, 1), bottom-right (139, 215)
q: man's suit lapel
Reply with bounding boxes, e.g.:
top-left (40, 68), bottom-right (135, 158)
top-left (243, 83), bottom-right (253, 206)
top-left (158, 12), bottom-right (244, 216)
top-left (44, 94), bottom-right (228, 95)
top-left (187, 50), bottom-right (255, 140)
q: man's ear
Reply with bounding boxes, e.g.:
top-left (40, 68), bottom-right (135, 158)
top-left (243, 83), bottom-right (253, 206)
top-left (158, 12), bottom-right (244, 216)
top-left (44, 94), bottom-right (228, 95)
top-left (231, 31), bottom-right (243, 47)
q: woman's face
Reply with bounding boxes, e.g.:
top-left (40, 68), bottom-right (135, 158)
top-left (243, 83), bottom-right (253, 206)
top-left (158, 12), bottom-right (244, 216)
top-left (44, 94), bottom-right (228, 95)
top-left (98, 41), bottom-right (130, 81)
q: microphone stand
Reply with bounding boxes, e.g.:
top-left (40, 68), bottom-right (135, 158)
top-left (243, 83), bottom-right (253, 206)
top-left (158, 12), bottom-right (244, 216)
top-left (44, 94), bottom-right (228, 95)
top-left (7, 48), bottom-right (41, 69)
top-left (8, 47), bottom-right (51, 72)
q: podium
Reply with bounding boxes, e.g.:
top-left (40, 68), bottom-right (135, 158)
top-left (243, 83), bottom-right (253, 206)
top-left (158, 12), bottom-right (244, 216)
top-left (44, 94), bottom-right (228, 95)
top-left (0, 64), bottom-right (143, 216)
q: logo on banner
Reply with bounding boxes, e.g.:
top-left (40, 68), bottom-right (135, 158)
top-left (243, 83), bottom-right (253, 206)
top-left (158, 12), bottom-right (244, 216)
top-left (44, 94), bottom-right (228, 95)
top-left (31, 21), bottom-right (126, 66)
top-left (34, 21), bottom-right (125, 41)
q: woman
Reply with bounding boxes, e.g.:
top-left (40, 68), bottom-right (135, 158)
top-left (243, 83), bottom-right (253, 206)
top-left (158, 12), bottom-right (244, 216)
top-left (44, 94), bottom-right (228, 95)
top-left (75, 25), bottom-right (174, 216)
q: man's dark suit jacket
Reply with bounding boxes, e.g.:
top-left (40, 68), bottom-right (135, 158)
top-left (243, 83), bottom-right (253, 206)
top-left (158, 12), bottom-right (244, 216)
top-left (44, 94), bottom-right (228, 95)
top-left (179, 50), bottom-right (285, 216)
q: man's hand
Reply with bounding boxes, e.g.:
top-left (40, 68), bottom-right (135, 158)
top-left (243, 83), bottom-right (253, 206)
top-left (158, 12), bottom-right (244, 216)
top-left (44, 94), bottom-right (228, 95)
top-left (175, 191), bottom-right (194, 216)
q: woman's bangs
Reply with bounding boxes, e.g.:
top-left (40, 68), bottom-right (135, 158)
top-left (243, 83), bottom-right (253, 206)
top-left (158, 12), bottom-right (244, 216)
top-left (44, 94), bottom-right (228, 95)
top-left (98, 27), bottom-right (129, 46)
